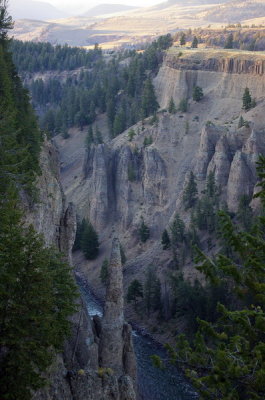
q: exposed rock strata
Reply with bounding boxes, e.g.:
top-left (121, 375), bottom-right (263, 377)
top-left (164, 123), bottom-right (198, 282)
top-left (29, 142), bottom-right (137, 400)
top-left (165, 53), bottom-right (265, 75)
top-left (56, 51), bottom-right (265, 343)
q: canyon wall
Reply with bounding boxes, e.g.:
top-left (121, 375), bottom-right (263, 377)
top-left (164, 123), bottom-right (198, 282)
top-left (25, 140), bottom-right (136, 400)
top-left (56, 49), bottom-right (265, 330)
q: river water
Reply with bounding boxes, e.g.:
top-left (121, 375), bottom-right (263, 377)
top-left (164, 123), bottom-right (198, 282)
top-left (77, 276), bottom-right (197, 400)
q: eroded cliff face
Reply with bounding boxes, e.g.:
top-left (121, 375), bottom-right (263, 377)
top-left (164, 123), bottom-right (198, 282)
top-left (56, 49), bottom-right (265, 334)
top-left (26, 140), bottom-right (136, 400)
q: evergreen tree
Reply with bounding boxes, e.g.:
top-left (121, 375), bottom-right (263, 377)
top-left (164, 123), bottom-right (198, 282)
top-left (127, 279), bottom-right (143, 311)
top-left (170, 214), bottom-right (185, 245)
top-left (100, 259), bottom-right (109, 285)
top-left (0, 192), bottom-right (78, 400)
top-left (86, 125), bottom-right (94, 148)
top-left (168, 96), bottom-right (176, 114)
top-left (180, 33), bottom-right (186, 46)
top-left (128, 128), bottom-right (135, 142)
top-left (81, 220), bottom-right (99, 260)
top-left (224, 33), bottom-right (234, 49)
top-left (141, 78), bottom-right (159, 118)
top-left (192, 86), bottom-right (204, 102)
top-left (183, 171), bottom-right (198, 210)
top-left (178, 98), bottom-right (188, 112)
top-left (242, 87), bottom-right (252, 110)
top-left (167, 157), bottom-right (265, 400)
top-left (144, 267), bottom-right (161, 316)
top-left (238, 115), bottom-right (244, 128)
top-left (73, 218), bottom-right (86, 251)
top-left (161, 229), bottom-right (171, 250)
top-left (139, 217), bottom-right (150, 243)
top-left (0, 5), bottom-right (78, 398)
top-left (191, 36), bottom-right (198, 48)
top-left (237, 194), bottom-right (253, 231)
top-left (206, 170), bottom-right (217, 199)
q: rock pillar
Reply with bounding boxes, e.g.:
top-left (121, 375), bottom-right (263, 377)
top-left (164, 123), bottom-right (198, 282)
top-left (99, 237), bottom-right (125, 374)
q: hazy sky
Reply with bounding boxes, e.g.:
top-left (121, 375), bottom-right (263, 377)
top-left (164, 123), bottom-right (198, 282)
top-left (35, 0), bottom-right (164, 13)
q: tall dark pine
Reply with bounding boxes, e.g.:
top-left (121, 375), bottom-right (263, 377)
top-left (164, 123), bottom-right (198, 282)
top-left (139, 217), bottom-right (150, 243)
top-left (81, 220), bottom-right (99, 259)
top-left (161, 229), bottom-right (171, 250)
top-left (180, 33), bottom-right (186, 46)
top-left (224, 33), bottom-right (233, 49)
top-left (242, 87), bottom-right (252, 110)
top-left (191, 36), bottom-right (198, 48)
top-left (192, 86), bottom-right (203, 102)
top-left (183, 171), bottom-right (198, 210)
top-left (141, 77), bottom-right (159, 118)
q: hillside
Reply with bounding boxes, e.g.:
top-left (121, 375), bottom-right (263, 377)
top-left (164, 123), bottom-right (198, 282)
top-left (12, 0), bottom-right (265, 48)
top-left (83, 3), bottom-right (138, 17)
top-left (198, 0), bottom-right (265, 23)
top-left (43, 46), bottom-right (264, 344)
top-left (9, 0), bottom-right (68, 20)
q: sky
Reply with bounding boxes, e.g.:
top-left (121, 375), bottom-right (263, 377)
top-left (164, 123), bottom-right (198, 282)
top-left (37, 0), bottom-right (164, 14)
top-left (41, 0), bottom-right (163, 11)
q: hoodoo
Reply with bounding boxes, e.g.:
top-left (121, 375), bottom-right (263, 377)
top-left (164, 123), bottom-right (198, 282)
top-left (99, 237), bottom-right (137, 395)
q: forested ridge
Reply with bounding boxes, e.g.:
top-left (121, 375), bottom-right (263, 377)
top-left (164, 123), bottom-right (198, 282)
top-left (0, 2), bottom-right (77, 399)
top-left (11, 35), bottom-right (172, 137)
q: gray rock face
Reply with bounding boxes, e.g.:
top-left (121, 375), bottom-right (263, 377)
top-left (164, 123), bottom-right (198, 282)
top-left (99, 237), bottom-right (124, 374)
top-left (28, 142), bottom-right (136, 400)
top-left (99, 238), bottom-right (137, 395)
top-left (55, 51), bottom-right (265, 350)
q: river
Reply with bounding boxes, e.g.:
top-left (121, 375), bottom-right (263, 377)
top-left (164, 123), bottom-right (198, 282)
top-left (76, 275), bottom-right (198, 400)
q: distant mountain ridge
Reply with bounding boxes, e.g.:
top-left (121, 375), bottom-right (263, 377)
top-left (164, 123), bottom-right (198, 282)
top-left (9, 0), bottom-right (68, 21)
top-left (200, 0), bottom-right (265, 22)
top-left (82, 3), bottom-right (138, 17)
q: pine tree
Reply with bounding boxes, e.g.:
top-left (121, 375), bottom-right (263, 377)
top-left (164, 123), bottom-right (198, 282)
top-left (178, 98), bottom-right (188, 112)
top-left (144, 267), bottom-right (161, 316)
top-left (127, 279), bottom-right (143, 311)
top-left (183, 171), bottom-right (198, 210)
top-left (170, 214), bottom-right (185, 245)
top-left (191, 36), bottom-right (198, 48)
top-left (141, 78), bottom-right (159, 118)
top-left (168, 96), bottom-right (176, 114)
top-left (128, 128), bottom-right (135, 142)
top-left (161, 229), bottom-right (171, 250)
top-left (81, 220), bottom-right (99, 260)
top-left (242, 87), bottom-right (252, 110)
top-left (86, 125), bottom-right (94, 148)
top-left (167, 156), bottom-right (265, 400)
top-left (0, 192), bottom-right (78, 400)
top-left (206, 170), bottom-right (217, 199)
top-left (139, 217), bottom-right (150, 243)
top-left (238, 115), bottom-right (244, 128)
top-left (224, 33), bottom-right (234, 49)
top-left (192, 86), bottom-right (204, 102)
top-left (180, 33), bottom-right (186, 46)
top-left (237, 194), bottom-right (253, 231)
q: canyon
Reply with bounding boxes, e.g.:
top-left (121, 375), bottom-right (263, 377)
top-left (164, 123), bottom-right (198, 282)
top-left (54, 47), bottom-right (265, 339)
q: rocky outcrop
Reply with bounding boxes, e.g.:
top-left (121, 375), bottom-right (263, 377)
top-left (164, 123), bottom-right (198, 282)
top-left (29, 142), bottom-right (137, 400)
top-left (99, 237), bottom-right (137, 389)
top-left (154, 51), bottom-right (265, 111)
top-left (165, 52), bottom-right (265, 75)
top-left (99, 237), bottom-right (125, 373)
top-left (195, 126), bottom-right (265, 211)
